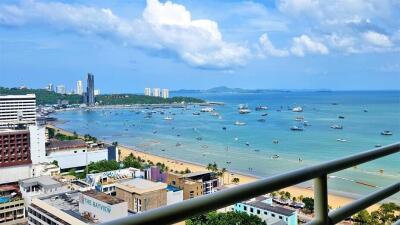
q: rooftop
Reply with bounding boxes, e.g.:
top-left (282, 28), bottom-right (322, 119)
top-left (116, 178), bottom-right (167, 194)
top-left (243, 200), bottom-right (295, 217)
top-left (20, 176), bottom-right (61, 189)
top-left (82, 190), bottom-right (125, 205)
top-left (0, 94), bottom-right (36, 99)
top-left (46, 139), bottom-right (87, 150)
top-left (181, 171), bottom-right (212, 178)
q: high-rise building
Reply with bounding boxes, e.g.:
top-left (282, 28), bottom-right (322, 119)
top-left (86, 73), bottom-right (95, 106)
top-left (94, 89), bottom-right (100, 96)
top-left (144, 88), bottom-right (151, 96)
top-left (152, 88), bottom-right (161, 97)
top-left (56, 85), bottom-right (66, 94)
top-left (161, 89), bottom-right (169, 99)
top-left (76, 80), bottom-right (83, 95)
top-left (0, 94), bottom-right (37, 128)
top-left (46, 83), bottom-right (53, 92)
top-left (0, 129), bottom-right (32, 168)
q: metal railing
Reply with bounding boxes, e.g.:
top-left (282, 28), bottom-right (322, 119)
top-left (102, 142), bottom-right (400, 225)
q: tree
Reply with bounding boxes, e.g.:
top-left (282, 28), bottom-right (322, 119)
top-left (112, 141), bottom-right (118, 146)
top-left (270, 191), bottom-right (278, 198)
top-left (184, 168), bottom-right (191, 174)
top-left (302, 197), bottom-right (315, 212)
top-left (48, 128), bottom-right (55, 138)
top-left (231, 177), bottom-right (240, 185)
top-left (354, 210), bottom-right (372, 224)
top-left (370, 202), bottom-right (400, 224)
top-left (219, 167), bottom-right (227, 184)
top-left (186, 211), bottom-right (266, 225)
top-left (50, 160), bottom-right (58, 167)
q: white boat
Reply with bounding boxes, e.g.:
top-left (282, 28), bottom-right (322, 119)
top-left (336, 138), bottom-right (347, 142)
top-left (331, 124), bottom-right (343, 129)
top-left (294, 116), bottom-right (304, 121)
top-left (255, 106), bottom-right (268, 111)
top-left (164, 116), bottom-right (173, 120)
top-left (239, 109), bottom-right (251, 114)
top-left (381, 131), bottom-right (393, 136)
top-left (238, 104), bottom-right (249, 110)
top-left (234, 121), bottom-right (246, 126)
top-left (290, 126), bottom-right (303, 131)
top-left (292, 106), bottom-right (303, 112)
top-left (200, 107), bottom-right (214, 112)
top-left (211, 112), bottom-right (220, 116)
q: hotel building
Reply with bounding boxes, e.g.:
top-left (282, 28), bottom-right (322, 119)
top-left (152, 88), bottom-right (161, 97)
top-left (55, 85), bottom-right (66, 95)
top-left (144, 88), bottom-right (151, 96)
top-left (0, 94), bottom-right (36, 128)
top-left (161, 89), bottom-right (169, 99)
top-left (76, 80), bottom-right (83, 95)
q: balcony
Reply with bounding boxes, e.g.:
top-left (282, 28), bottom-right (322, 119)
top-left (101, 142), bottom-right (399, 225)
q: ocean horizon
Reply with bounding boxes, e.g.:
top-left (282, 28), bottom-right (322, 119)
top-left (54, 90), bottom-right (400, 202)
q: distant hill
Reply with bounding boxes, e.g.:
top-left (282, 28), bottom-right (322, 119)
top-left (172, 86), bottom-right (291, 94)
top-left (0, 87), bottom-right (205, 105)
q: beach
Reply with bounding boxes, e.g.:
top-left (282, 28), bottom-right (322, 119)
top-left (48, 124), bottom-right (380, 211)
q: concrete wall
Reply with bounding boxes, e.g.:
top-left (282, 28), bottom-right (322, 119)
top-left (0, 164), bottom-right (31, 184)
top-left (79, 193), bottom-right (128, 223)
top-left (167, 190), bottom-right (183, 205)
top-left (29, 125), bottom-right (46, 165)
top-left (45, 149), bottom-right (108, 170)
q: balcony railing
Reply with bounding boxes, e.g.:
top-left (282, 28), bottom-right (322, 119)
top-left (102, 142), bottom-right (399, 225)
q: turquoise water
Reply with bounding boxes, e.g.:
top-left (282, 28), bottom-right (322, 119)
top-left (55, 91), bottom-right (400, 201)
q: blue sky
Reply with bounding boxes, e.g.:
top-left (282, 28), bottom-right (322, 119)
top-left (0, 0), bottom-right (399, 93)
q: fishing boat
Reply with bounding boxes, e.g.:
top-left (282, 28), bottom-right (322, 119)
top-left (234, 121), bottom-right (246, 126)
top-left (272, 154), bottom-right (280, 159)
top-left (239, 109), bottom-right (251, 114)
top-left (164, 116), bottom-right (173, 120)
top-left (290, 126), bottom-right (303, 131)
top-left (292, 106), bottom-right (303, 112)
top-left (238, 104), bottom-right (249, 110)
top-left (331, 124), bottom-right (343, 129)
top-left (255, 106), bottom-right (268, 111)
top-left (380, 130), bottom-right (393, 136)
top-left (272, 140), bottom-right (279, 144)
top-left (336, 138), bottom-right (347, 142)
top-left (193, 112), bottom-right (200, 115)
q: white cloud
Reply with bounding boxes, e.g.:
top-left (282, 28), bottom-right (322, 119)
top-left (290, 35), bottom-right (329, 56)
top-left (363, 31), bottom-right (393, 47)
top-left (0, 0), bottom-right (250, 69)
top-left (258, 33), bottom-right (289, 57)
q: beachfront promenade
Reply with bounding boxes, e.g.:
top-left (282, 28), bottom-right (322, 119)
top-left (103, 142), bottom-right (399, 225)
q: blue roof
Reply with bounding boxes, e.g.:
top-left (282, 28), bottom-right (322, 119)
top-left (166, 185), bottom-right (181, 192)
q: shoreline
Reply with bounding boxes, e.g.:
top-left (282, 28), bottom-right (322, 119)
top-left (47, 124), bottom-right (381, 211)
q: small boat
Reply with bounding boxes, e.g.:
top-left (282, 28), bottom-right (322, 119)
top-left (234, 121), bottom-right (246, 126)
top-left (336, 138), bottom-right (347, 142)
top-left (338, 115), bottom-right (345, 119)
top-left (238, 104), bottom-right (249, 110)
top-left (272, 140), bottom-right (279, 144)
top-left (193, 112), bottom-right (200, 116)
top-left (303, 121), bottom-right (310, 126)
top-left (374, 144), bottom-right (382, 147)
top-left (272, 154), bottom-right (280, 159)
top-left (196, 137), bottom-right (202, 141)
top-left (200, 107), bottom-right (214, 112)
top-left (261, 113), bottom-right (268, 116)
top-left (161, 149), bottom-right (165, 151)
top-left (363, 109), bottom-right (368, 112)
top-left (331, 124), bottom-right (343, 129)
top-left (211, 112), bottom-right (220, 117)
top-left (290, 126), bottom-right (303, 131)
top-left (294, 116), bottom-right (304, 121)
top-left (176, 143), bottom-right (181, 147)
top-left (239, 109), bottom-right (251, 114)
top-left (331, 103), bottom-right (338, 105)
top-left (234, 137), bottom-right (239, 141)
top-left (222, 126), bottom-right (227, 130)
top-left (245, 142), bottom-right (250, 146)
top-left (254, 149), bottom-right (260, 152)
top-left (380, 131), bottom-right (393, 136)
top-left (257, 118), bottom-right (266, 122)
top-left (164, 116), bottom-right (173, 120)
top-left (153, 130), bottom-right (157, 134)
top-left (255, 106), bottom-right (268, 111)
top-left (292, 106), bottom-right (303, 112)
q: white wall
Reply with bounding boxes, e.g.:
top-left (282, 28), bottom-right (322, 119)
top-left (0, 164), bottom-right (31, 184)
top-left (46, 149), bottom-right (108, 170)
top-left (29, 125), bottom-right (46, 165)
top-left (79, 193), bottom-right (128, 223)
top-left (167, 190), bottom-right (183, 205)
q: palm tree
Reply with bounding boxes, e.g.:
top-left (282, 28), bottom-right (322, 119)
top-left (206, 163), bottom-right (213, 171)
top-left (232, 177), bottom-right (240, 185)
top-left (220, 167), bottom-right (227, 184)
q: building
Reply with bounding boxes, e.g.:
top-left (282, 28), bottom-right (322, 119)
top-left (0, 129), bottom-right (32, 168)
top-left (76, 80), bottom-right (83, 95)
top-left (94, 89), bottom-right (100, 96)
top-left (19, 176), bottom-right (65, 206)
top-left (152, 88), bottom-right (161, 97)
top-left (167, 173), bottom-right (203, 200)
top-left (115, 178), bottom-right (167, 213)
top-left (144, 88), bottom-right (151, 96)
top-left (46, 84), bottom-right (53, 92)
top-left (27, 190), bottom-right (129, 225)
top-left (166, 185), bottom-right (183, 205)
top-left (55, 85), bottom-right (66, 95)
top-left (85, 168), bottom-right (144, 196)
top-left (0, 184), bottom-right (26, 224)
top-left (161, 89), bottom-right (169, 99)
top-left (86, 73), bottom-right (95, 106)
top-left (0, 94), bottom-right (36, 128)
top-left (234, 196), bottom-right (298, 225)
top-left (45, 139), bottom-right (110, 171)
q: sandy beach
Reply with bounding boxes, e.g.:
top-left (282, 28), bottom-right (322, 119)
top-left (48, 124), bottom-right (380, 211)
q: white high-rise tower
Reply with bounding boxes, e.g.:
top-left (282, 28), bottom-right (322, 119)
top-left (76, 80), bottom-right (83, 95)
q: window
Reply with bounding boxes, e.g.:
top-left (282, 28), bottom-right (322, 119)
top-left (250, 207), bottom-right (253, 213)
top-left (272, 213), bottom-right (275, 217)
top-left (263, 211), bottom-right (268, 215)
top-left (279, 216), bottom-right (283, 219)
top-left (244, 206), bottom-right (247, 211)
top-left (257, 209), bottom-right (260, 214)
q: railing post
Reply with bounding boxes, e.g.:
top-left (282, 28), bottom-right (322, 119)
top-left (314, 175), bottom-right (329, 225)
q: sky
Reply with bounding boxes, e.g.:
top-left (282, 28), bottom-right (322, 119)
top-left (0, 0), bottom-right (399, 93)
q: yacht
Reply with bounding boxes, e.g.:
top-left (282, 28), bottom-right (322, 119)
top-left (211, 112), bottom-right (220, 117)
top-left (290, 126), bottom-right (304, 131)
top-left (200, 107), bottom-right (214, 112)
top-left (261, 113), bottom-right (268, 116)
top-left (164, 116), bottom-right (173, 120)
top-left (294, 116), bottom-right (304, 121)
top-left (238, 104), bottom-right (249, 110)
top-left (331, 124), bottom-right (343, 129)
top-left (381, 131), bottom-right (393, 136)
top-left (239, 109), bottom-right (251, 114)
top-left (193, 112), bottom-right (201, 115)
top-left (234, 121), bottom-right (246, 126)
top-left (338, 115), bottom-right (345, 119)
top-left (255, 106), bottom-right (268, 111)
top-left (336, 138), bottom-right (347, 142)
top-left (292, 106), bottom-right (303, 112)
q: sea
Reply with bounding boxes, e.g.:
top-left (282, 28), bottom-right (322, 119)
top-left (54, 91), bottom-right (400, 202)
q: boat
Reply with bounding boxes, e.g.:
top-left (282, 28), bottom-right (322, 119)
top-left (331, 124), bottom-right (343, 129)
top-left (222, 127), bottom-right (227, 130)
top-left (255, 106), bottom-right (268, 111)
top-left (238, 104), bottom-right (249, 110)
top-left (303, 121), bottom-right (310, 126)
top-left (261, 113), bottom-right (268, 116)
top-left (239, 109), bottom-right (251, 114)
top-left (336, 138), bottom-right (347, 142)
top-left (272, 154), bottom-right (280, 159)
top-left (245, 142), bottom-right (250, 146)
top-left (164, 116), bottom-right (173, 120)
top-left (272, 140), bottom-right (279, 144)
top-left (363, 109), bottom-right (368, 112)
top-left (338, 115), bottom-right (345, 119)
top-left (257, 118), bottom-right (266, 122)
top-left (211, 112), bottom-right (220, 117)
top-left (294, 116), bottom-right (304, 121)
top-left (380, 131), bottom-right (393, 136)
top-left (290, 126), bottom-right (303, 131)
top-left (234, 121), bottom-right (246, 126)
top-left (196, 137), bottom-right (202, 141)
top-left (374, 144), bottom-right (382, 147)
top-left (192, 112), bottom-right (200, 115)
top-left (200, 107), bottom-right (214, 112)
top-left (234, 137), bottom-right (239, 141)
top-left (292, 106), bottom-right (303, 112)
